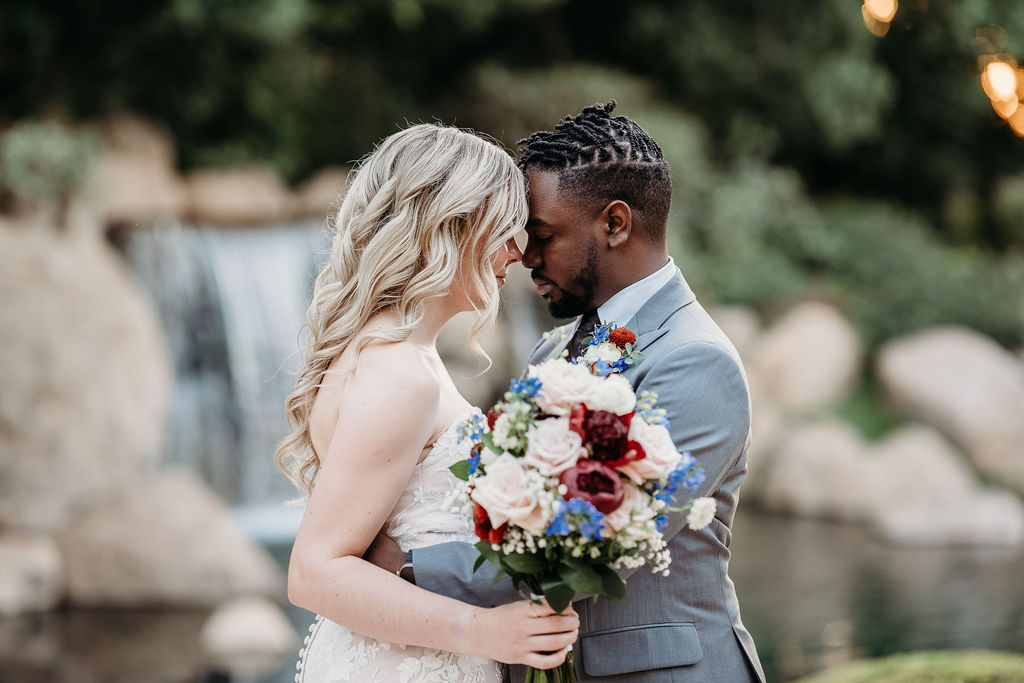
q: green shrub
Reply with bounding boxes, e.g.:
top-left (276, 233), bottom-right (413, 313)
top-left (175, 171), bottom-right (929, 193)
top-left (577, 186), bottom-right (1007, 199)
top-left (795, 650), bottom-right (1024, 683)
top-left (0, 120), bottom-right (97, 207)
top-left (815, 202), bottom-right (1024, 350)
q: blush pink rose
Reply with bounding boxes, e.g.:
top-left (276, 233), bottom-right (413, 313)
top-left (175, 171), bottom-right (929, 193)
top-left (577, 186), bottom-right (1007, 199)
top-left (470, 455), bottom-right (550, 536)
top-left (523, 417), bottom-right (585, 476)
top-left (617, 418), bottom-right (683, 483)
top-left (529, 359), bottom-right (600, 416)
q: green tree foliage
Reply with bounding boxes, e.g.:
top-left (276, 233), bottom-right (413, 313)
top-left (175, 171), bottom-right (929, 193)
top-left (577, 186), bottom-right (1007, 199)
top-left (2, 0), bottom-right (1022, 347)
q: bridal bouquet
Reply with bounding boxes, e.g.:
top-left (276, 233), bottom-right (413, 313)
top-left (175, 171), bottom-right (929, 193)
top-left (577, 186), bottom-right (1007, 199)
top-left (448, 325), bottom-right (715, 683)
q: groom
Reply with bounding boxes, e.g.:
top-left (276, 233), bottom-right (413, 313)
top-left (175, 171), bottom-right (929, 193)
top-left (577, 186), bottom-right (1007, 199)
top-left (374, 102), bottom-right (765, 682)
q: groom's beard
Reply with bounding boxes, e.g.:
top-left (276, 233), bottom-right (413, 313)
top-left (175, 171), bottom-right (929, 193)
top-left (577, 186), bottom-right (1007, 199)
top-left (539, 243), bottom-right (600, 320)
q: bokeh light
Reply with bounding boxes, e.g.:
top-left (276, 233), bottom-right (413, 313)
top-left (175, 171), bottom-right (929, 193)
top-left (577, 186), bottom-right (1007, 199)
top-left (864, 0), bottom-right (899, 23)
top-left (983, 61), bottom-right (1018, 101)
top-left (863, 0), bottom-right (898, 37)
top-left (980, 55), bottom-right (1024, 137)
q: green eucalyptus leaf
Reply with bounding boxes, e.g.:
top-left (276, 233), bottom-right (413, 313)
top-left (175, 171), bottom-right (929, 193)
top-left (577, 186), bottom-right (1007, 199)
top-left (540, 580), bottom-right (575, 613)
top-left (503, 551), bottom-right (548, 574)
top-left (474, 540), bottom-right (501, 566)
top-left (481, 432), bottom-right (502, 454)
top-left (449, 460), bottom-right (470, 481)
top-left (558, 558), bottom-right (603, 595)
top-left (594, 565), bottom-right (627, 601)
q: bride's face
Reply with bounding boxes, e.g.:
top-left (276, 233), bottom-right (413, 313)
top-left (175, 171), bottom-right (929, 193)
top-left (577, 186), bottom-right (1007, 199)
top-left (451, 233), bottom-right (523, 311)
top-left (490, 235), bottom-right (524, 290)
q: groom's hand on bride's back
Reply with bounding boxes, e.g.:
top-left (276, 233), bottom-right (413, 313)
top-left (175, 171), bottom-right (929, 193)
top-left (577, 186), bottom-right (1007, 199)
top-left (363, 532), bottom-right (405, 575)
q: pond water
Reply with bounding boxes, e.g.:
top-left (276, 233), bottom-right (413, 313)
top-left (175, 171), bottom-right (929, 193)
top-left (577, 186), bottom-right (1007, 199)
top-left (2, 508), bottom-right (1021, 682)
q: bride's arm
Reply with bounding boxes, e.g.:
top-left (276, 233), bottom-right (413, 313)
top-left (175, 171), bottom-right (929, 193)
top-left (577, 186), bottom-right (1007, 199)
top-left (287, 353), bottom-right (577, 666)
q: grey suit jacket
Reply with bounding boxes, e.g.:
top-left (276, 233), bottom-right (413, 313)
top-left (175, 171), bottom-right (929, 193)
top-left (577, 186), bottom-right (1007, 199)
top-left (413, 272), bottom-right (766, 682)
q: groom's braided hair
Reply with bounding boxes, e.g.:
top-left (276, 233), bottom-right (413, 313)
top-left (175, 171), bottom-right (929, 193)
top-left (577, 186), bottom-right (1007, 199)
top-left (518, 101), bottom-right (672, 242)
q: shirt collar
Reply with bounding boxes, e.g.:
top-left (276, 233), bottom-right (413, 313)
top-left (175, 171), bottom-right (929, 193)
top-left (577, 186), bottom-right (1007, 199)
top-left (596, 257), bottom-right (677, 329)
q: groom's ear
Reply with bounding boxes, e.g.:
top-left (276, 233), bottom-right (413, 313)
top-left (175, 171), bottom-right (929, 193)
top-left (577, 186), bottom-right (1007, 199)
top-left (603, 200), bottom-right (632, 249)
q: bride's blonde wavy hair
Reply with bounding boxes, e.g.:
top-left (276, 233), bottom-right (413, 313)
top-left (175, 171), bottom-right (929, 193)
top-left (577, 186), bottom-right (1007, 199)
top-left (275, 124), bottom-right (527, 496)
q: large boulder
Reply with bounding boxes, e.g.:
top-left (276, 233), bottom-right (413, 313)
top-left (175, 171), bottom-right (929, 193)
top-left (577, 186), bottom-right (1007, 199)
top-left (185, 165), bottom-right (292, 225)
top-left (199, 596), bottom-right (298, 678)
top-left (744, 393), bottom-right (787, 486)
top-left (860, 424), bottom-right (977, 511)
top-left (759, 419), bottom-right (867, 519)
top-left (759, 421), bottom-right (983, 532)
top-left (871, 490), bottom-right (1024, 546)
top-left (57, 470), bottom-right (283, 607)
top-left (291, 166), bottom-right (350, 220)
top-left (0, 227), bottom-right (172, 532)
top-left (0, 534), bottom-right (63, 616)
top-left (749, 302), bottom-right (861, 413)
top-left (709, 305), bottom-right (761, 361)
top-left (91, 113), bottom-right (186, 225)
top-left (876, 326), bottom-right (1024, 493)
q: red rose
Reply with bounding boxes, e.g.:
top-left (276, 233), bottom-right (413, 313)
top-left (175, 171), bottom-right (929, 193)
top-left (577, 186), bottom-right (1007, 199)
top-left (559, 459), bottom-right (624, 514)
top-left (486, 407), bottom-right (502, 430)
top-left (583, 409), bottom-right (631, 462)
top-left (605, 439), bottom-right (647, 469)
top-left (608, 328), bottom-right (636, 349)
top-left (569, 403), bottom-right (588, 441)
top-left (473, 503), bottom-right (507, 544)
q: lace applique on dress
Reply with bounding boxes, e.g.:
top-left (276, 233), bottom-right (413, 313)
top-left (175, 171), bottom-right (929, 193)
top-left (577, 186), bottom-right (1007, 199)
top-left (295, 410), bottom-right (501, 683)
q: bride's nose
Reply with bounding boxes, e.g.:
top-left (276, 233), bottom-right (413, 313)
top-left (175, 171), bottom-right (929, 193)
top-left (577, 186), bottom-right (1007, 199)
top-left (507, 238), bottom-right (523, 265)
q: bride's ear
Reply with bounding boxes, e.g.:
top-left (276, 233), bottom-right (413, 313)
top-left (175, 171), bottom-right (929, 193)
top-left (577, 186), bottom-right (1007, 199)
top-left (603, 200), bottom-right (632, 249)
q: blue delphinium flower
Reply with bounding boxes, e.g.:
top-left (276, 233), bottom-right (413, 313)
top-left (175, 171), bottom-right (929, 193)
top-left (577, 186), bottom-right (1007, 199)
top-left (655, 515), bottom-right (669, 532)
top-left (634, 391), bottom-right (670, 429)
top-left (458, 413), bottom-right (487, 444)
top-left (509, 376), bottom-right (542, 399)
top-left (466, 450), bottom-right (482, 476)
top-left (588, 323), bottom-right (612, 345)
top-left (652, 451), bottom-right (702, 502)
top-left (545, 501), bottom-right (571, 536)
top-left (564, 498), bottom-right (606, 541)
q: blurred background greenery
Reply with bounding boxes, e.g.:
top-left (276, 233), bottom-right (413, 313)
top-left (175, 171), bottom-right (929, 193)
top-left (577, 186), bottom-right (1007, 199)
top-left (2, 0), bottom-right (1023, 352)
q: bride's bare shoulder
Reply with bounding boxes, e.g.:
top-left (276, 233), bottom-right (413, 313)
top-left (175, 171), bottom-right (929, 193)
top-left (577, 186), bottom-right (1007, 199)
top-left (310, 341), bottom-right (441, 456)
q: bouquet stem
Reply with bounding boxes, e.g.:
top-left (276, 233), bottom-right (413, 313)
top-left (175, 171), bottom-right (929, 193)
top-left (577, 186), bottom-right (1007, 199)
top-left (525, 651), bottom-right (577, 683)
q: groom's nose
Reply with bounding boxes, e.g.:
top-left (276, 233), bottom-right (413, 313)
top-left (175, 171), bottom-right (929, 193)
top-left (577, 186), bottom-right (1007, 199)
top-left (522, 238), bottom-right (542, 269)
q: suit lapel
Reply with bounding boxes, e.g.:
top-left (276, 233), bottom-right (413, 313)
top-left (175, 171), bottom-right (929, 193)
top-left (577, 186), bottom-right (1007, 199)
top-left (626, 270), bottom-right (695, 353)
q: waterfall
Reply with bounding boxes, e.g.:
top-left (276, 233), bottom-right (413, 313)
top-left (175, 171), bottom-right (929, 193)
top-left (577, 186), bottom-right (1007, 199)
top-left (126, 220), bottom-right (328, 514)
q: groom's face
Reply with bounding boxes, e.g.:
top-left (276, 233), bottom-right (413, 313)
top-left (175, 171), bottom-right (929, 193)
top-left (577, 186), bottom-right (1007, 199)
top-left (523, 170), bottom-right (603, 319)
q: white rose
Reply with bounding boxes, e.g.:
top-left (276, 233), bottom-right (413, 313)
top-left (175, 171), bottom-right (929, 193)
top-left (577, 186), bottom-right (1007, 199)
top-left (602, 482), bottom-right (654, 534)
top-left (492, 413), bottom-right (520, 450)
top-left (522, 417), bottom-right (585, 476)
top-left (686, 497), bottom-right (716, 530)
top-left (583, 341), bottom-right (622, 365)
top-left (618, 418), bottom-right (683, 483)
top-left (584, 373), bottom-right (637, 415)
top-left (529, 359), bottom-right (601, 417)
top-left (470, 455), bottom-right (550, 535)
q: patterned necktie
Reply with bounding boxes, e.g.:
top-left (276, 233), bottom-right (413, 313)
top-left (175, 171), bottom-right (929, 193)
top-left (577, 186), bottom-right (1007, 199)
top-left (567, 309), bottom-right (600, 360)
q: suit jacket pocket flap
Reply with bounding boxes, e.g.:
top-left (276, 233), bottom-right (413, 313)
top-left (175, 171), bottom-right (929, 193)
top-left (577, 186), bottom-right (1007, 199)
top-left (581, 622), bottom-right (703, 677)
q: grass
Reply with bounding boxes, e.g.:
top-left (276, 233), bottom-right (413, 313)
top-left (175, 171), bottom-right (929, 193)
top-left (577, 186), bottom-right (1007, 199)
top-left (794, 650), bottom-right (1024, 683)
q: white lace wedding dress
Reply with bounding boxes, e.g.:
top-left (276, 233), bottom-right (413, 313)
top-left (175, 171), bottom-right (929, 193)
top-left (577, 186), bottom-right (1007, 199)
top-left (294, 410), bottom-right (502, 683)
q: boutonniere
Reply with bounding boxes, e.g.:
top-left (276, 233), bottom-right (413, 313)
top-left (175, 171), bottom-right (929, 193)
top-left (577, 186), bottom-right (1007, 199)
top-left (578, 322), bottom-right (645, 376)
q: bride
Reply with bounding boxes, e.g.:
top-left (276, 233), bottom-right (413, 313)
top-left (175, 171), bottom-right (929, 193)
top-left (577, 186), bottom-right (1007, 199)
top-left (275, 123), bottom-right (579, 682)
